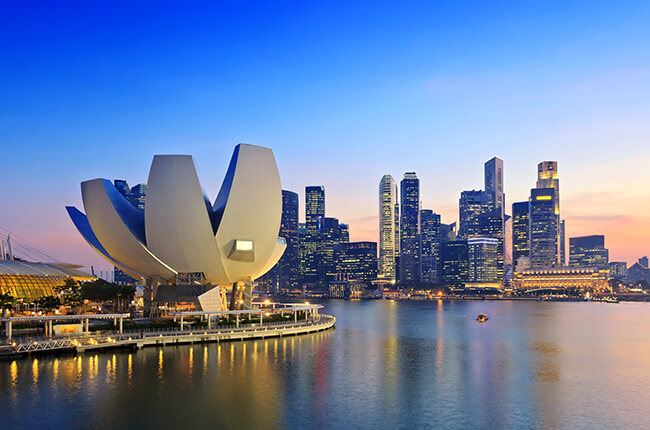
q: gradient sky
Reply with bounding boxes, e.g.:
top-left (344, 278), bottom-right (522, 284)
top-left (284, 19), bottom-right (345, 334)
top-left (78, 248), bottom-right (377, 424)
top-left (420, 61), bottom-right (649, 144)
top-left (2, 1), bottom-right (650, 272)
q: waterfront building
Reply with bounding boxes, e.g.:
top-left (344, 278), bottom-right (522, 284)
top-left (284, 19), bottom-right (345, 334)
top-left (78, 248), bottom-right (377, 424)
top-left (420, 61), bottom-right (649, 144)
top-left (536, 161), bottom-right (565, 264)
top-left (67, 144), bottom-right (287, 313)
top-left (627, 260), bottom-right (650, 285)
top-left (529, 188), bottom-right (559, 268)
top-left (512, 201), bottom-right (530, 269)
top-left (320, 217), bottom-right (342, 285)
top-left (378, 175), bottom-right (399, 282)
top-left (608, 261), bottom-right (627, 280)
top-left (335, 241), bottom-right (378, 285)
top-left (569, 235), bottom-right (609, 268)
top-left (467, 237), bottom-right (499, 283)
top-left (441, 240), bottom-right (468, 287)
top-left (420, 209), bottom-right (441, 283)
top-left (276, 190), bottom-right (300, 292)
top-left (400, 172), bottom-right (420, 284)
top-left (303, 186), bottom-right (325, 285)
top-left (0, 260), bottom-right (95, 302)
top-left (512, 266), bottom-right (609, 292)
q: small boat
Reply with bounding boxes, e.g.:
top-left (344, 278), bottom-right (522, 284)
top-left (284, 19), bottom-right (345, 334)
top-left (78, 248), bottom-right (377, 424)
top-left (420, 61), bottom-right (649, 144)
top-left (477, 314), bottom-right (488, 323)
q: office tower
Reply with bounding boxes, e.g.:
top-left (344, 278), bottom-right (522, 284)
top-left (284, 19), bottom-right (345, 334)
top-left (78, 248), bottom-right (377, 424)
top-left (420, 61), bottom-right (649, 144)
top-left (467, 237), bottom-right (499, 283)
top-left (529, 188), bottom-right (558, 268)
top-left (339, 223), bottom-right (350, 243)
top-left (569, 235), bottom-right (609, 268)
top-left (441, 240), bottom-right (468, 286)
top-left (320, 217), bottom-right (342, 285)
top-left (458, 190), bottom-right (493, 239)
top-left (298, 223), bottom-right (307, 283)
top-left (485, 157), bottom-right (505, 217)
top-left (114, 179), bottom-right (130, 199)
top-left (335, 241), bottom-right (378, 284)
top-left (400, 172), bottom-right (421, 284)
top-left (129, 183), bottom-right (147, 209)
top-left (420, 209), bottom-right (441, 283)
top-left (536, 161), bottom-right (564, 264)
top-left (303, 186), bottom-right (325, 285)
top-left (608, 262), bottom-right (627, 280)
top-left (379, 175), bottom-right (399, 282)
top-left (275, 190), bottom-right (300, 292)
top-left (440, 222), bottom-right (457, 242)
top-left (512, 201), bottom-right (530, 270)
top-left (640, 256), bottom-right (649, 268)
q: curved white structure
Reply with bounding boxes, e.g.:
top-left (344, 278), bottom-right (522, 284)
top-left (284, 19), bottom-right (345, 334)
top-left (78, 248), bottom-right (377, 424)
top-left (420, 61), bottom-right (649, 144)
top-left (66, 144), bottom-right (286, 292)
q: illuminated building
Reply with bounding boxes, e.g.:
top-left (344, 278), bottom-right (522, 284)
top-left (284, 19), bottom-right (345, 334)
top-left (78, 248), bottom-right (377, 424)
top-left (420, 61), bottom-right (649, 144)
top-left (0, 260), bottom-right (95, 302)
top-left (608, 261), bottom-right (627, 280)
top-left (339, 223), bottom-right (350, 243)
top-left (536, 161), bottom-right (565, 264)
top-left (569, 235), bottom-right (609, 268)
top-left (512, 201), bottom-right (530, 269)
top-left (485, 156), bottom-right (505, 217)
top-left (529, 188), bottom-right (558, 268)
top-left (319, 217), bottom-right (342, 285)
top-left (400, 172), bottom-right (420, 284)
top-left (420, 209), bottom-right (441, 283)
top-left (441, 240), bottom-right (468, 286)
top-left (378, 175), bottom-right (399, 282)
top-left (129, 183), bottom-right (147, 210)
top-left (335, 241), bottom-right (378, 284)
top-left (459, 190), bottom-right (493, 239)
top-left (512, 266), bottom-right (610, 292)
top-left (303, 186), bottom-right (325, 285)
top-left (468, 237), bottom-right (499, 283)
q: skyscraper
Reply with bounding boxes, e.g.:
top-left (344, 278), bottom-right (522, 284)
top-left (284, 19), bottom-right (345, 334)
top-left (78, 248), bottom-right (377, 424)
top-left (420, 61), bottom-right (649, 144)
top-left (129, 183), bottom-right (147, 210)
top-left (441, 240), bottom-right (468, 286)
top-left (529, 188), bottom-right (558, 268)
top-left (113, 179), bottom-right (140, 286)
top-left (400, 172), bottom-right (420, 284)
top-left (458, 190), bottom-right (493, 239)
top-left (303, 186), bottom-right (325, 285)
top-left (467, 237), bottom-right (499, 283)
top-left (335, 241), bottom-right (378, 284)
top-left (512, 201), bottom-right (530, 270)
top-left (536, 161), bottom-right (565, 264)
top-left (277, 190), bottom-right (300, 292)
top-left (420, 209), bottom-right (441, 283)
top-left (569, 235), bottom-right (609, 268)
top-left (378, 175), bottom-right (399, 282)
top-left (319, 217), bottom-right (342, 284)
top-left (485, 156), bottom-right (505, 217)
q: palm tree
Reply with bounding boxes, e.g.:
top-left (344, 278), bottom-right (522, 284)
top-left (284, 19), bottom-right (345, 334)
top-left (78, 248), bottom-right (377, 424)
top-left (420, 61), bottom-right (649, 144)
top-left (0, 292), bottom-right (15, 318)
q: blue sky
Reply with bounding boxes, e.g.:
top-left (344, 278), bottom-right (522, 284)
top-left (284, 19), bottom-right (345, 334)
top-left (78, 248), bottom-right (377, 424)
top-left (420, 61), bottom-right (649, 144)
top-left (2, 1), bottom-right (650, 269)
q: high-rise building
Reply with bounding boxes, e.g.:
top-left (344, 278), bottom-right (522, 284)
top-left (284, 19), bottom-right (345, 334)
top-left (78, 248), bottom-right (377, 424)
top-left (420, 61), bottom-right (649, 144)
top-left (400, 173), bottom-right (420, 284)
top-left (485, 157), bottom-right (505, 217)
top-left (512, 201), bottom-right (530, 270)
top-left (467, 237), bottom-right (499, 283)
top-left (459, 190), bottom-right (493, 239)
top-left (113, 179), bottom-right (141, 286)
top-left (569, 235), bottom-right (609, 268)
top-left (335, 241), bottom-right (378, 284)
top-left (129, 183), bottom-right (147, 210)
top-left (320, 217), bottom-right (342, 284)
top-left (640, 256), bottom-right (649, 268)
top-left (303, 186), bottom-right (325, 285)
top-left (420, 209), bottom-right (441, 283)
top-left (536, 161), bottom-right (564, 264)
top-left (114, 179), bottom-right (130, 199)
top-left (339, 223), bottom-right (350, 243)
top-left (529, 188), bottom-right (559, 268)
top-left (276, 190), bottom-right (300, 292)
top-left (608, 261), bottom-right (627, 280)
top-left (441, 240), bottom-right (468, 286)
top-left (378, 175), bottom-right (399, 282)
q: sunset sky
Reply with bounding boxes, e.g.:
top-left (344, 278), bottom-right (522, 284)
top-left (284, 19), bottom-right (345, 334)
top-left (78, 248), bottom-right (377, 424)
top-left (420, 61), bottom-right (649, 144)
top-left (2, 1), bottom-right (649, 271)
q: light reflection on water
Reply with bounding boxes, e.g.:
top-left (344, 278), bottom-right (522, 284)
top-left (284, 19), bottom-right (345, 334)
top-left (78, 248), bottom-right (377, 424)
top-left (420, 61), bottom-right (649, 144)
top-left (2, 300), bottom-right (650, 429)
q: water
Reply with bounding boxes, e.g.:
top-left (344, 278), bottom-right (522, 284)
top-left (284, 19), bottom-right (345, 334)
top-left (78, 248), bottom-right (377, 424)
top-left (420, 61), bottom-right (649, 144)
top-left (2, 300), bottom-right (650, 429)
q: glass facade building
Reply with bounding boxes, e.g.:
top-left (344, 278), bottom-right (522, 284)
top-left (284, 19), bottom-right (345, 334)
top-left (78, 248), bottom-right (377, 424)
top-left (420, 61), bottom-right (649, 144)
top-left (529, 188), bottom-right (559, 268)
top-left (420, 209), bottom-right (441, 283)
top-left (569, 235), bottom-right (609, 268)
top-left (378, 175), bottom-right (399, 282)
top-left (441, 240), bottom-right (468, 287)
top-left (512, 201), bottom-right (530, 270)
top-left (400, 172), bottom-right (420, 284)
top-left (467, 237), bottom-right (499, 283)
top-left (303, 186), bottom-right (325, 285)
top-left (334, 241), bottom-right (378, 284)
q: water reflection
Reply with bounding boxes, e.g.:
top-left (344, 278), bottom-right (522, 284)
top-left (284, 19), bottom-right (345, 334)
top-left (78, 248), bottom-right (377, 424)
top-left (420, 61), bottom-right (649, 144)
top-left (2, 301), bottom-right (650, 428)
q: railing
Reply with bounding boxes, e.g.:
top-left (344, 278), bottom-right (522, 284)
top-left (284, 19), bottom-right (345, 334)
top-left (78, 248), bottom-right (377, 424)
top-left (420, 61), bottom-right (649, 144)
top-left (5, 315), bottom-right (335, 354)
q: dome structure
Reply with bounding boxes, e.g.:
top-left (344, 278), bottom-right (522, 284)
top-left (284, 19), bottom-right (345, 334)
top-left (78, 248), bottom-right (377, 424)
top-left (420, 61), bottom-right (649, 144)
top-left (66, 144), bottom-right (286, 297)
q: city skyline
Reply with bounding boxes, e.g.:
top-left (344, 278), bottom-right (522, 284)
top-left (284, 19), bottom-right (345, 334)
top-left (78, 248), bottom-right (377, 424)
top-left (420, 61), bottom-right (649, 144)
top-left (3, 2), bottom-right (650, 270)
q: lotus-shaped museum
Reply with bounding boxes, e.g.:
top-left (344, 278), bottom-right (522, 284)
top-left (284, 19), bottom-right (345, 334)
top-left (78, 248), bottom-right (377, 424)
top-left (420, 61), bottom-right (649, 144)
top-left (66, 144), bottom-right (285, 311)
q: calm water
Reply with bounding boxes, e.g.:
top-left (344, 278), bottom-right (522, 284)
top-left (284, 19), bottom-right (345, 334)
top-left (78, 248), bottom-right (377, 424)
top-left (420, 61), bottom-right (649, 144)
top-left (2, 300), bottom-right (650, 429)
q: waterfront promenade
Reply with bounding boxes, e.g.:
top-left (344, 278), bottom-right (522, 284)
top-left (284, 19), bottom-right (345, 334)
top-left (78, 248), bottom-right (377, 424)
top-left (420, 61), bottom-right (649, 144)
top-left (0, 313), bottom-right (335, 360)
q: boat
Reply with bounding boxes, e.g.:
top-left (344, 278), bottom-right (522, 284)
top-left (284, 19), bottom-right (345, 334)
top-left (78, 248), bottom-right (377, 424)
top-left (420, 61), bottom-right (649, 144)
top-left (477, 314), bottom-right (488, 323)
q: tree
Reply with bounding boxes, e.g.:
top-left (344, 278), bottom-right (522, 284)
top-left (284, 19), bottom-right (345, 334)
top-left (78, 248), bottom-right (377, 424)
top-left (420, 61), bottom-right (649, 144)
top-left (34, 295), bottom-right (60, 313)
top-left (81, 279), bottom-right (136, 312)
top-left (0, 292), bottom-right (14, 318)
top-left (55, 278), bottom-right (84, 313)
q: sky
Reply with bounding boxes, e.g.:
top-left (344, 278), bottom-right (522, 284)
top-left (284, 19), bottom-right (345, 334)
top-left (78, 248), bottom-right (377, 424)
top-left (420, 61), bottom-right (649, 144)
top-left (1, 1), bottom-right (650, 271)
